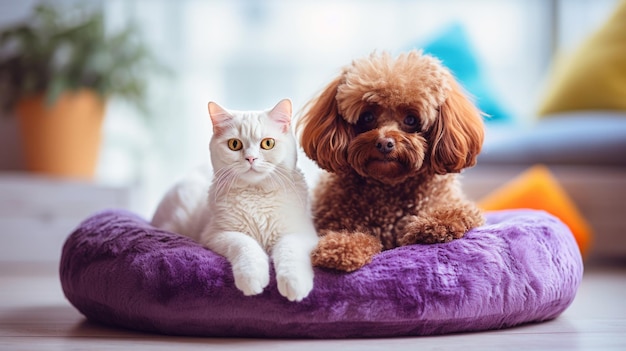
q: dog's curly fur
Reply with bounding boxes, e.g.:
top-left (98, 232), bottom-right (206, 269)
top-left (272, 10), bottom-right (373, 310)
top-left (298, 50), bottom-right (485, 272)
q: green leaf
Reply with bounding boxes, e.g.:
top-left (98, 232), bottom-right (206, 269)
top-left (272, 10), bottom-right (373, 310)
top-left (0, 3), bottom-right (167, 118)
top-left (45, 75), bottom-right (69, 106)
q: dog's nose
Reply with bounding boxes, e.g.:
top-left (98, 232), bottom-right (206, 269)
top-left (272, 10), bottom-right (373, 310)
top-left (376, 137), bottom-right (395, 154)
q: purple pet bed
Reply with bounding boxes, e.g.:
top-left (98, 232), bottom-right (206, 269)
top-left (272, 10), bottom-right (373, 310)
top-left (60, 209), bottom-right (583, 338)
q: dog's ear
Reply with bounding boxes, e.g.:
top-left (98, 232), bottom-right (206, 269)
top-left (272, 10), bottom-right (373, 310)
top-left (297, 76), bottom-right (353, 173)
top-left (428, 78), bottom-right (484, 174)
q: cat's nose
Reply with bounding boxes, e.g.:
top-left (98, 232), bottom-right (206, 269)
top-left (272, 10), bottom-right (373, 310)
top-left (245, 156), bottom-right (257, 164)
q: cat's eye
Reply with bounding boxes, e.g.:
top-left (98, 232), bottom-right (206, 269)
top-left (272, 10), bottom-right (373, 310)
top-left (227, 138), bottom-right (243, 151)
top-left (260, 138), bottom-right (275, 150)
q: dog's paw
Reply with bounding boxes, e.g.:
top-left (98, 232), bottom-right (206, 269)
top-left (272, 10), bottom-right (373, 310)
top-left (397, 207), bottom-right (484, 246)
top-left (312, 231), bottom-right (382, 272)
top-left (276, 266), bottom-right (314, 302)
top-left (232, 257), bottom-right (270, 296)
top-left (398, 217), bottom-right (464, 245)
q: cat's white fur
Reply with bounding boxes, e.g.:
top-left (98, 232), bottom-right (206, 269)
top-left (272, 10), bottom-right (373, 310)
top-left (151, 99), bottom-right (318, 302)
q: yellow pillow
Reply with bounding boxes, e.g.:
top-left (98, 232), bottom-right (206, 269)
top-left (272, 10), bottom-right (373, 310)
top-left (538, 0), bottom-right (626, 116)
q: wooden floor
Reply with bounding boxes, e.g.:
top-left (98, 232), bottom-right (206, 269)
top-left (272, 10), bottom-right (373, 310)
top-left (0, 262), bottom-right (624, 350)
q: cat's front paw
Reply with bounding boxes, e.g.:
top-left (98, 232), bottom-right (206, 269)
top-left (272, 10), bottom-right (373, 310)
top-left (232, 259), bottom-right (270, 296)
top-left (276, 266), bottom-right (314, 302)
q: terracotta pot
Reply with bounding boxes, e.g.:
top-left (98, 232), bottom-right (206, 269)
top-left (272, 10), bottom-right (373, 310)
top-left (15, 89), bottom-right (105, 180)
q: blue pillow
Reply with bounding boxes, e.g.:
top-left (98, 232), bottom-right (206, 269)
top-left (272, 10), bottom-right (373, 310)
top-left (414, 23), bottom-right (511, 124)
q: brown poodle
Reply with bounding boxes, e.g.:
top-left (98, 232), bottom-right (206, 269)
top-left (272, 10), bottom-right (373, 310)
top-left (298, 50), bottom-right (485, 272)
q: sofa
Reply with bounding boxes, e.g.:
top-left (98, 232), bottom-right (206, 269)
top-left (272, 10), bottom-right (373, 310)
top-left (461, 112), bottom-right (626, 263)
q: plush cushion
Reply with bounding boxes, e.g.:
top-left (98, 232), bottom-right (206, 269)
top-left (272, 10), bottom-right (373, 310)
top-left (60, 209), bottom-right (583, 338)
top-left (538, 1), bottom-right (626, 116)
top-left (416, 23), bottom-right (512, 123)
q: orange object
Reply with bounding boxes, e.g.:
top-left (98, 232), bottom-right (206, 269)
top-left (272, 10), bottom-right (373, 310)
top-left (15, 90), bottom-right (105, 180)
top-left (479, 165), bottom-right (592, 257)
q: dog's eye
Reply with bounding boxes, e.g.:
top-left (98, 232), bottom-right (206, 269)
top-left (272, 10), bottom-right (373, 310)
top-left (359, 111), bottom-right (375, 124)
top-left (356, 111), bottom-right (376, 132)
top-left (404, 114), bottom-right (417, 126)
top-left (403, 114), bottom-right (420, 131)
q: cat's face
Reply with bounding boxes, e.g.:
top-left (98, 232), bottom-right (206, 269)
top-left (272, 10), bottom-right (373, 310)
top-left (208, 99), bottom-right (296, 185)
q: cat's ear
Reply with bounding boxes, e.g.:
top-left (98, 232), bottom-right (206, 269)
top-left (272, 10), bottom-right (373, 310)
top-left (268, 99), bottom-right (292, 133)
top-left (208, 102), bottom-right (232, 135)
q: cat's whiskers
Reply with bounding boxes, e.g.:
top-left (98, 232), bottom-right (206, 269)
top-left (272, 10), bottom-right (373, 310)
top-left (212, 166), bottom-right (238, 201)
top-left (273, 165), bottom-right (306, 207)
top-left (265, 169), bottom-right (280, 190)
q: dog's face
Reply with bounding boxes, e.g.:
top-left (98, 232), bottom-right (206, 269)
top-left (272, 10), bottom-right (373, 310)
top-left (298, 51), bottom-right (484, 185)
top-left (344, 104), bottom-right (429, 184)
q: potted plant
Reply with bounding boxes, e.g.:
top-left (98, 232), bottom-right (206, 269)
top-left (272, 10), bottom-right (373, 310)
top-left (0, 4), bottom-right (158, 179)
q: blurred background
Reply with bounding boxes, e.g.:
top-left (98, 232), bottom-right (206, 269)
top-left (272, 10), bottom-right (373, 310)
top-left (0, 0), bottom-right (624, 263)
top-left (0, 0), bottom-right (618, 213)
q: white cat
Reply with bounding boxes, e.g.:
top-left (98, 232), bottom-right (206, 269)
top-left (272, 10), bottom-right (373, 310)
top-left (151, 99), bottom-right (318, 302)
